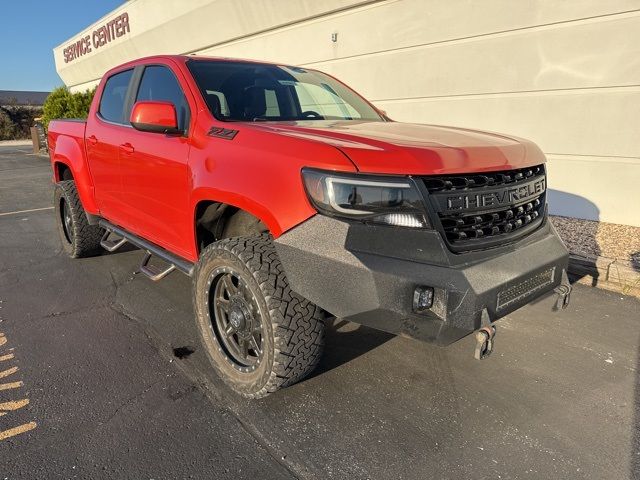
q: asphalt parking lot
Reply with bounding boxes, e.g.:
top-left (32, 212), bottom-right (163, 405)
top-left (1, 143), bottom-right (639, 479)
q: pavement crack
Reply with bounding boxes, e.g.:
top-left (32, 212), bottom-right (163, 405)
top-left (99, 377), bottom-right (166, 428)
top-left (109, 301), bottom-right (169, 356)
top-left (8, 304), bottom-right (111, 324)
top-left (107, 299), bottom-right (306, 479)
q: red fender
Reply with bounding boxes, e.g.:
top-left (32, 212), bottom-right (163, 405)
top-left (48, 122), bottom-right (99, 214)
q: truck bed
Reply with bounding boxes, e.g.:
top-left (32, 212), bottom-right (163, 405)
top-left (48, 119), bottom-right (87, 155)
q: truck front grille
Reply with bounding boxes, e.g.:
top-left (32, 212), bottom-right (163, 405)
top-left (421, 165), bottom-right (546, 251)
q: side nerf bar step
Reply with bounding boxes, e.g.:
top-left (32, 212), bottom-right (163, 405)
top-left (98, 219), bottom-right (195, 277)
top-left (100, 230), bottom-right (128, 252)
top-left (139, 252), bottom-right (176, 282)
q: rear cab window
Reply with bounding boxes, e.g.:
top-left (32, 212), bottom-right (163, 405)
top-left (98, 69), bottom-right (134, 124)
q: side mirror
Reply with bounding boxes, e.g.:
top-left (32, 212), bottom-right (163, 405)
top-left (130, 101), bottom-right (181, 134)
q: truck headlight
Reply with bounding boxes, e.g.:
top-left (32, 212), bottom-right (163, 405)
top-left (302, 169), bottom-right (430, 228)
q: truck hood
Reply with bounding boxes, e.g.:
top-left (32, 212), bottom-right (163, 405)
top-left (249, 120), bottom-right (544, 175)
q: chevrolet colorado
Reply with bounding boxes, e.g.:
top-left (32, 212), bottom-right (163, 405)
top-left (48, 55), bottom-right (571, 398)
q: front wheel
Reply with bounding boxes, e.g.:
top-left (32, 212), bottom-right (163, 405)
top-left (193, 235), bottom-right (325, 398)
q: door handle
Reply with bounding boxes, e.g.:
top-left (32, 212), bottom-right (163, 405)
top-left (87, 135), bottom-right (98, 146)
top-left (119, 143), bottom-right (135, 154)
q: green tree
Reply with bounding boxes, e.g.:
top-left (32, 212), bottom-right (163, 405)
top-left (41, 87), bottom-right (96, 130)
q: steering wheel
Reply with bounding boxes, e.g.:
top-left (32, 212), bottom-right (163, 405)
top-left (301, 110), bottom-right (324, 119)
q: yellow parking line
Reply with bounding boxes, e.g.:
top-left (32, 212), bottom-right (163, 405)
top-left (0, 422), bottom-right (37, 441)
top-left (0, 367), bottom-right (18, 379)
top-left (0, 399), bottom-right (29, 411)
top-left (0, 332), bottom-right (36, 442)
top-left (0, 381), bottom-right (23, 391)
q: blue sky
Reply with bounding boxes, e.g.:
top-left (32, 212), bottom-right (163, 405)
top-left (0, 1), bottom-right (124, 92)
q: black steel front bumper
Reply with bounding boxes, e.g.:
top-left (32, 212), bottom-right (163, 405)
top-left (274, 215), bottom-right (570, 345)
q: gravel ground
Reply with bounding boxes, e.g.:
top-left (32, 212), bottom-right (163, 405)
top-left (551, 216), bottom-right (640, 267)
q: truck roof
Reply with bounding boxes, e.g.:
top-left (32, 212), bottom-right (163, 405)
top-left (106, 54), bottom-right (288, 74)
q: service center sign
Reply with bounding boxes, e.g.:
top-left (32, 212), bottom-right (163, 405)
top-left (63, 12), bottom-right (130, 63)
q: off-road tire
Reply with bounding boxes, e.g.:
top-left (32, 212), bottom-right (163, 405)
top-left (193, 234), bottom-right (325, 398)
top-left (54, 180), bottom-right (104, 258)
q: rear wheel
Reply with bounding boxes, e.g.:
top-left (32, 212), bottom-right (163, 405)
top-left (54, 180), bottom-right (104, 258)
top-left (193, 234), bottom-right (325, 398)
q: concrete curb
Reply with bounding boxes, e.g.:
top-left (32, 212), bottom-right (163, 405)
top-left (0, 140), bottom-right (32, 146)
top-left (568, 252), bottom-right (640, 297)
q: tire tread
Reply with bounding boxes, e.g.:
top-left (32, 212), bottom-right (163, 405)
top-left (55, 180), bottom-right (103, 257)
top-left (194, 234), bottom-right (324, 398)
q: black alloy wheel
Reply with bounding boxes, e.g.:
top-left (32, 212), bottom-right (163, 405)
top-left (209, 268), bottom-right (264, 371)
top-left (61, 198), bottom-right (73, 243)
top-left (192, 235), bottom-right (325, 398)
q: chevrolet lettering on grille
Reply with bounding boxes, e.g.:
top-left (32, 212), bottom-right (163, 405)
top-left (434, 177), bottom-right (546, 213)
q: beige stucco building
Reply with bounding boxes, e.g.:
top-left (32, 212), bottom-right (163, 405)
top-left (53, 0), bottom-right (640, 227)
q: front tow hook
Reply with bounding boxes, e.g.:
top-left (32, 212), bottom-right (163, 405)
top-left (474, 325), bottom-right (496, 360)
top-left (553, 269), bottom-right (572, 311)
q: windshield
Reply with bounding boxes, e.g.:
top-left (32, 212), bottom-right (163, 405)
top-left (187, 60), bottom-right (383, 122)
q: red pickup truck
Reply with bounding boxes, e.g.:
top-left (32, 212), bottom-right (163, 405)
top-left (48, 55), bottom-right (571, 398)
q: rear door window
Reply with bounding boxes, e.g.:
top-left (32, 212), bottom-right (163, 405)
top-left (98, 69), bottom-right (133, 124)
top-left (135, 65), bottom-right (190, 131)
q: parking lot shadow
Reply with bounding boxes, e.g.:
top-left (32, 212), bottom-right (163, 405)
top-left (310, 318), bottom-right (394, 378)
top-left (547, 189), bottom-right (601, 286)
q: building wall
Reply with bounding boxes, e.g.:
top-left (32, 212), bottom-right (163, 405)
top-left (54, 0), bottom-right (640, 226)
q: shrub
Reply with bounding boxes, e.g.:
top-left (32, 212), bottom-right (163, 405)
top-left (0, 109), bottom-right (18, 140)
top-left (0, 102), bottom-right (43, 140)
top-left (41, 87), bottom-right (96, 130)
top-left (6, 105), bottom-right (43, 138)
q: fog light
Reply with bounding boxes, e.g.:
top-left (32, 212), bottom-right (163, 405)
top-left (413, 286), bottom-right (434, 313)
